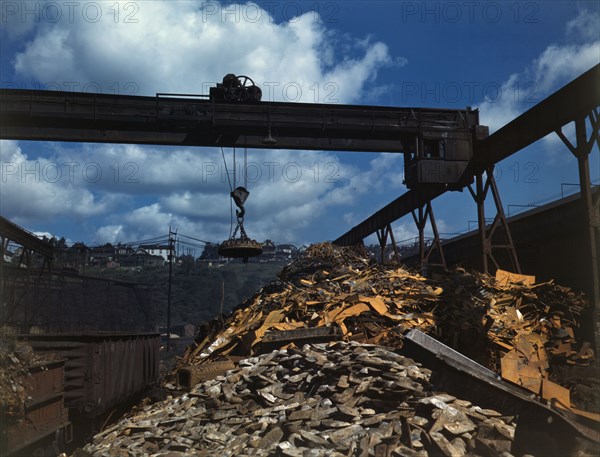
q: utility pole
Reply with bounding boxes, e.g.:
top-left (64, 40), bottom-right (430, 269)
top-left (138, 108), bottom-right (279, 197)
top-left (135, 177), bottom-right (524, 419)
top-left (167, 226), bottom-right (176, 352)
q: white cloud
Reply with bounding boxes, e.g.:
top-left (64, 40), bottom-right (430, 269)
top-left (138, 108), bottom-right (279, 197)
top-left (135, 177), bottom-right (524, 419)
top-left (0, 140), bottom-right (122, 221)
top-left (478, 9), bottom-right (599, 133)
top-left (477, 73), bottom-right (522, 133)
top-left (362, 216), bottom-right (451, 248)
top-left (95, 225), bottom-right (126, 244)
top-left (566, 9), bottom-right (600, 42)
top-left (49, 143), bottom-right (228, 195)
top-left (0, 1), bottom-right (40, 39)
top-left (532, 43), bottom-right (600, 94)
top-left (94, 203), bottom-right (218, 244)
top-left (14, 28), bottom-right (83, 83)
top-left (12, 1), bottom-right (393, 103)
top-left (82, 144), bottom-right (411, 245)
top-left (323, 153), bottom-right (404, 206)
top-left (3, 135), bottom-right (376, 243)
top-left (1, 1), bottom-right (403, 245)
top-left (33, 231), bottom-right (55, 240)
top-left (363, 221), bottom-right (417, 247)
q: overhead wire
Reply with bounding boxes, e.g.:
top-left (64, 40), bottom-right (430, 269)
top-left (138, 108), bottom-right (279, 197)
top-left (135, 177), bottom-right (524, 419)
top-left (178, 233), bottom-right (214, 244)
top-left (44, 233), bottom-right (217, 252)
top-left (125, 235), bottom-right (169, 246)
top-left (177, 240), bottom-right (206, 250)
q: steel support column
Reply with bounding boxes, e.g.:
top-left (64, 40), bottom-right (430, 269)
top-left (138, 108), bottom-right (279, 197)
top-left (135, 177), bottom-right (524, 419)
top-left (376, 224), bottom-right (398, 263)
top-left (468, 167), bottom-right (521, 275)
top-left (555, 112), bottom-right (600, 354)
top-left (411, 201), bottom-right (446, 273)
top-left (387, 225), bottom-right (399, 262)
top-left (337, 65), bottom-right (599, 250)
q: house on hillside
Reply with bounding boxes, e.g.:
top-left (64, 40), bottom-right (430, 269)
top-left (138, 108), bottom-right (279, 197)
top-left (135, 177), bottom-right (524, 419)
top-left (66, 242), bottom-right (91, 270)
top-left (115, 243), bottom-right (134, 257)
top-left (120, 248), bottom-right (165, 268)
top-left (90, 245), bottom-right (116, 267)
top-left (261, 240), bottom-right (276, 259)
top-left (276, 244), bottom-right (299, 261)
top-left (70, 242), bottom-right (89, 255)
top-left (139, 244), bottom-right (171, 263)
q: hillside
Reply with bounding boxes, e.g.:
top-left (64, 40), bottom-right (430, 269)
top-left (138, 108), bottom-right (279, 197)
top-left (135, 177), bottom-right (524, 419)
top-left (90, 261), bottom-right (285, 328)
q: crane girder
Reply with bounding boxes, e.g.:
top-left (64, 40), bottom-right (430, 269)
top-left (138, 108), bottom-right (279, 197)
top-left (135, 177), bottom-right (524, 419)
top-left (0, 89), bottom-right (477, 152)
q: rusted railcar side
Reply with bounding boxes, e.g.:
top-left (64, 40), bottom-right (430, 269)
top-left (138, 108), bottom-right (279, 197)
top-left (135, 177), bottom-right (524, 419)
top-left (1, 359), bottom-right (70, 456)
top-left (20, 333), bottom-right (160, 418)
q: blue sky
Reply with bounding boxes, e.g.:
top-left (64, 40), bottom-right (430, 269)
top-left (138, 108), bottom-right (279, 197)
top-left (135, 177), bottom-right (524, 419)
top-left (0, 0), bottom-right (598, 248)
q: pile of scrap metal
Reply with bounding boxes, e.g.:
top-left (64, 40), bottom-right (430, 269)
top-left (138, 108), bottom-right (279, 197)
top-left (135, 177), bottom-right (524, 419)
top-left (81, 337), bottom-right (600, 457)
top-left (1, 343), bottom-right (32, 415)
top-left (78, 243), bottom-right (600, 456)
top-left (180, 243), bottom-right (594, 399)
top-left (0, 342), bottom-right (57, 414)
top-left (84, 342), bottom-right (520, 457)
top-left (151, 242), bottom-right (598, 455)
top-left (0, 342), bottom-right (69, 456)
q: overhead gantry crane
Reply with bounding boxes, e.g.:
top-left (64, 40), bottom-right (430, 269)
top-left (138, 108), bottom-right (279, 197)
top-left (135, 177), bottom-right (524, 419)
top-left (0, 66), bottom-right (598, 308)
